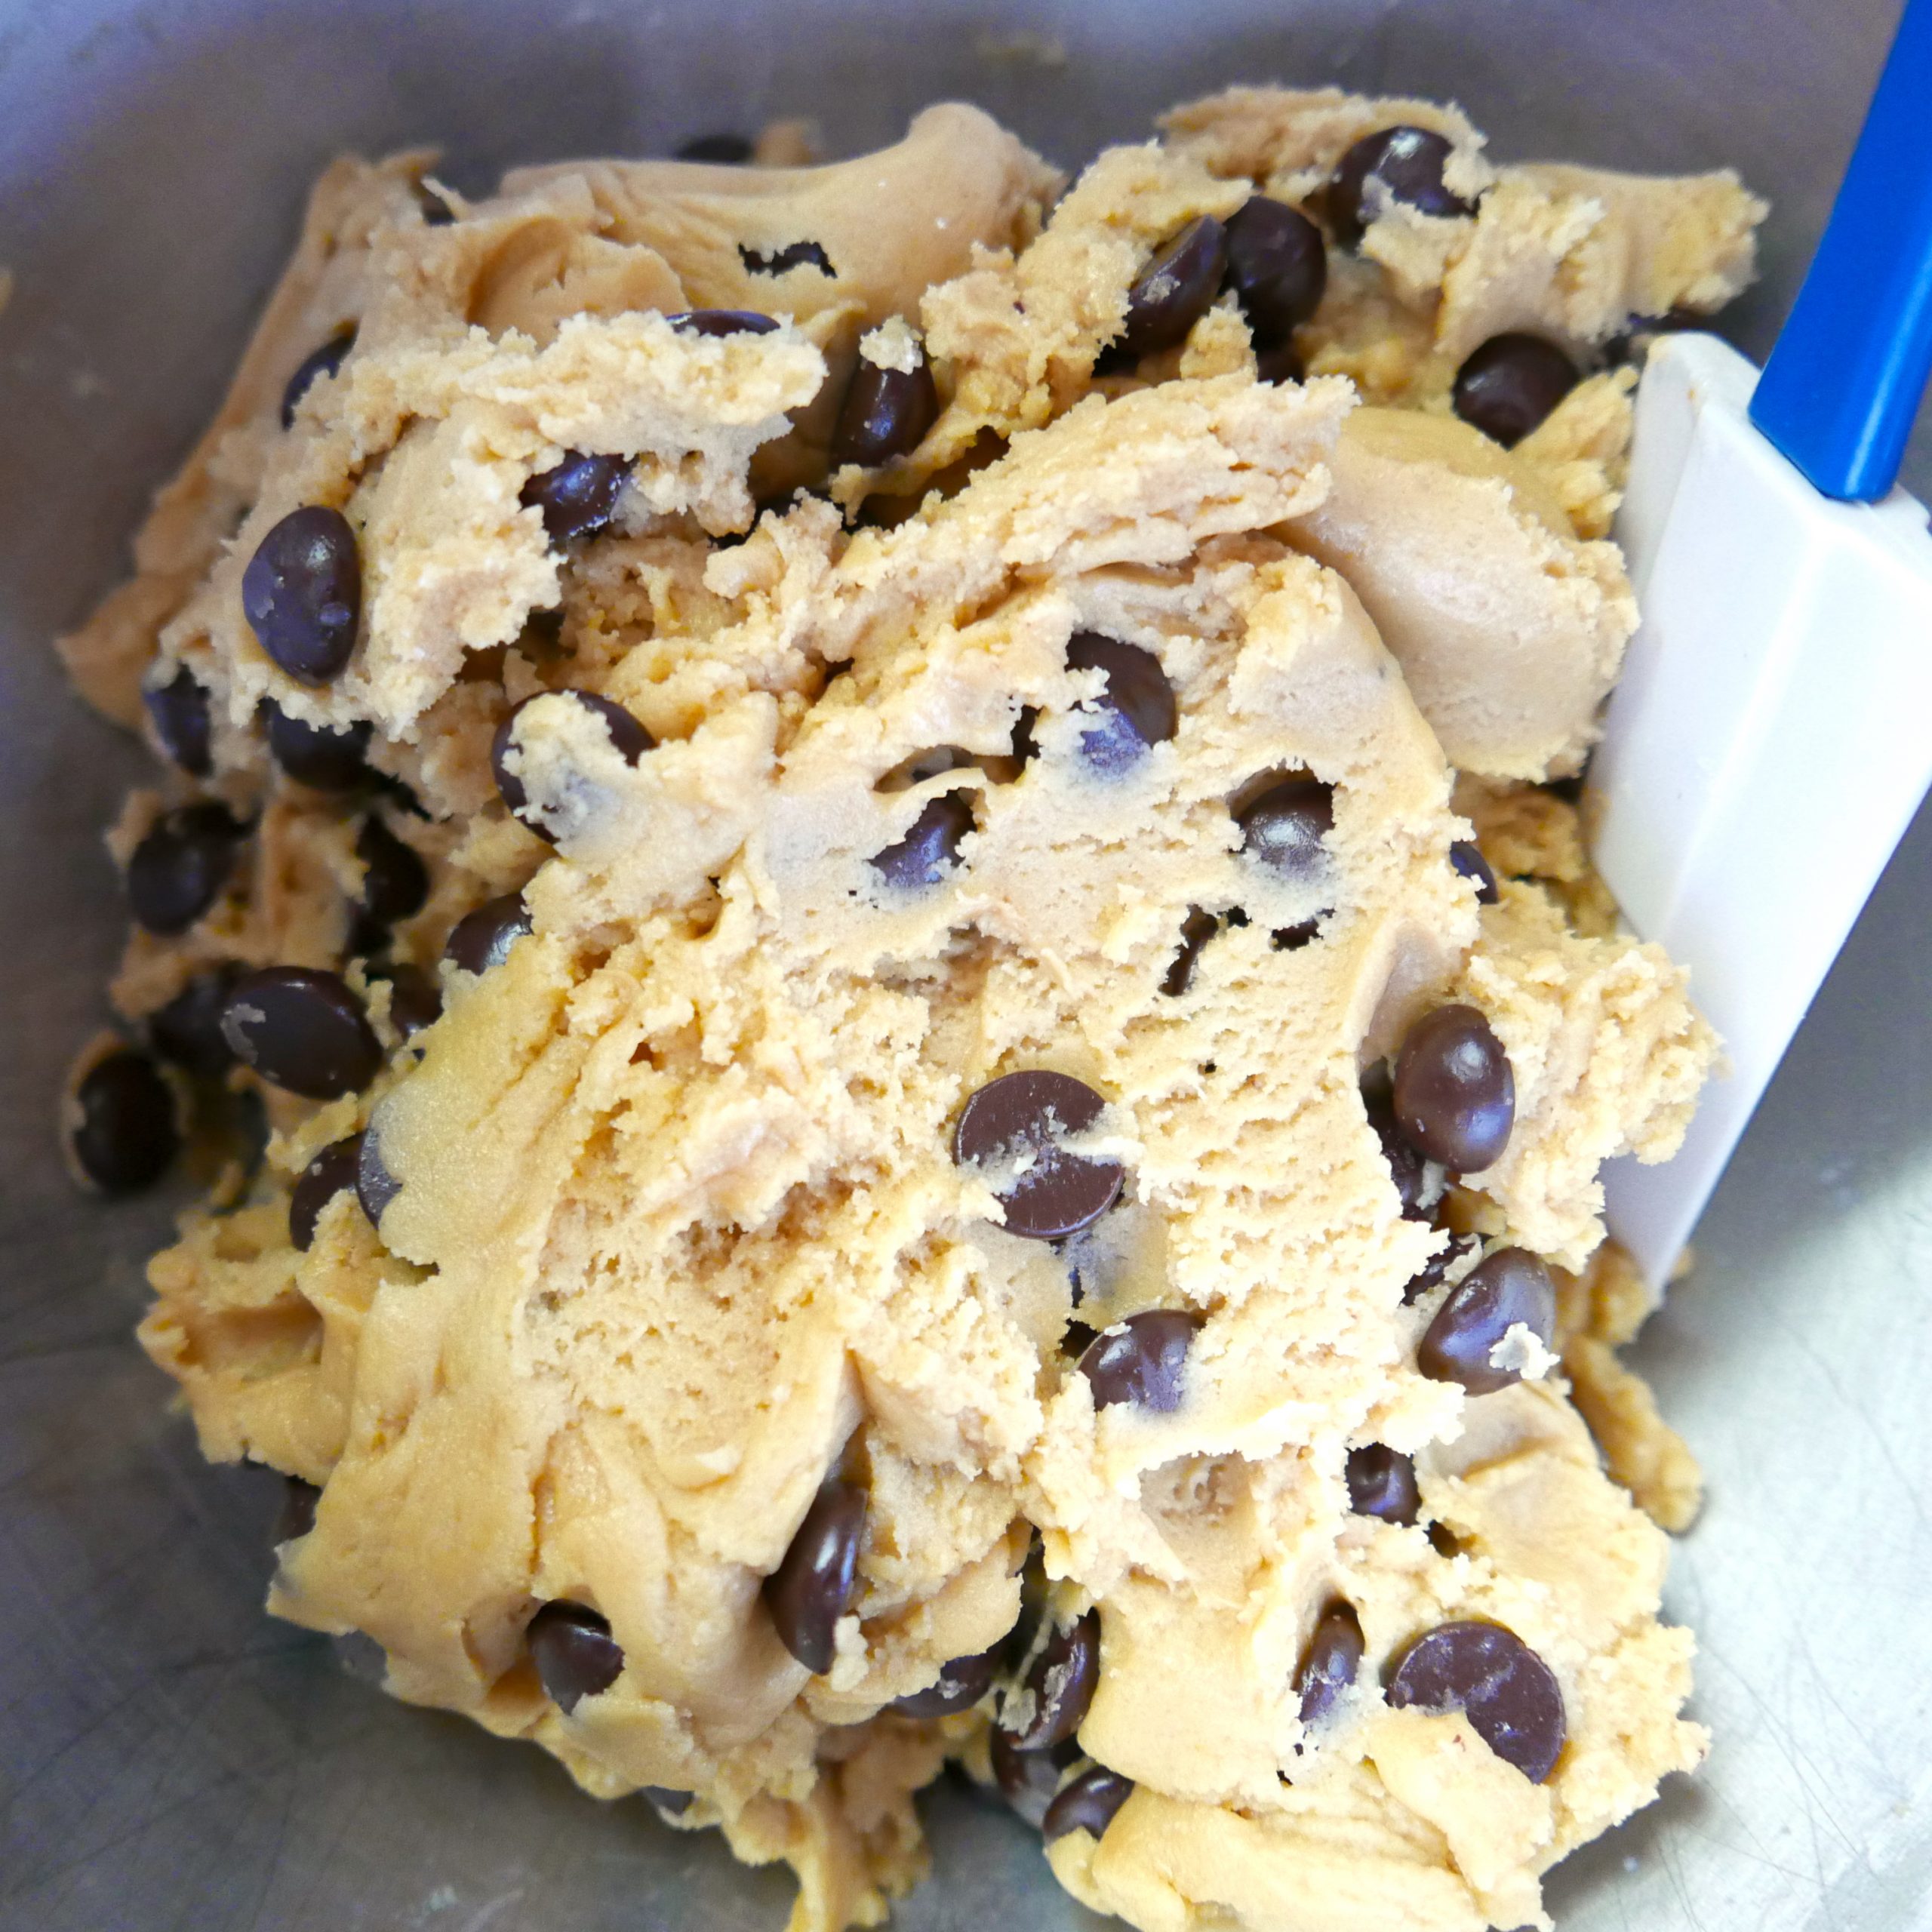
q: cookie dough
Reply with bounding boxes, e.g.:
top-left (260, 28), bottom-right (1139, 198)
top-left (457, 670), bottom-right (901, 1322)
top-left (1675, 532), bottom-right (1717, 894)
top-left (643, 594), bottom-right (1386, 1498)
top-left (60, 88), bottom-right (1758, 1932)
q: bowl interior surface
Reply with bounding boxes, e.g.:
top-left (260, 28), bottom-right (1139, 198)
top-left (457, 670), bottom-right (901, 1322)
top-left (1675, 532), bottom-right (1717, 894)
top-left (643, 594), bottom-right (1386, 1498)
top-left (2, 3), bottom-right (1928, 1927)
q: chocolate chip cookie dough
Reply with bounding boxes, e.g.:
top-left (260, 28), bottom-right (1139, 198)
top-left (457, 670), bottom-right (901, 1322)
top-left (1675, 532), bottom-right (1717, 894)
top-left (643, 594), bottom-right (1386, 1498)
top-left (60, 86), bottom-right (1761, 1932)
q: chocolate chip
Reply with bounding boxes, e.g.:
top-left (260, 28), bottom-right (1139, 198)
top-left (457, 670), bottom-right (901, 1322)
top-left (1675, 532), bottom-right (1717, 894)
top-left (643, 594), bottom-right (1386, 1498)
top-left (991, 1728), bottom-right (1083, 1829)
top-left (276, 1476), bottom-right (321, 1544)
top-left (126, 802), bottom-right (245, 935)
top-left (147, 968), bottom-right (240, 1077)
top-left (954, 1069), bottom-right (1122, 1241)
top-left (1076, 1310), bottom-right (1201, 1414)
top-left (520, 452), bottom-right (632, 544)
top-left (1361, 1069), bottom-right (1434, 1223)
top-left (221, 967), bottom-right (381, 1100)
top-left (677, 132), bottom-right (754, 162)
top-left (1327, 126), bottom-right (1475, 248)
top-left (1450, 840), bottom-right (1500, 905)
top-left (1066, 633), bottom-right (1177, 774)
top-left (527, 1601), bottom-right (625, 1714)
top-left (1418, 1247), bottom-right (1556, 1395)
top-left (667, 309), bottom-right (781, 337)
top-left (740, 240), bottom-right (835, 276)
top-left (1161, 906), bottom-right (1219, 996)
top-left (242, 506), bottom-right (362, 685)
top-left (643, 1786), bottom-right (694, 1817)
top-left (376, 963), bottom-right (443, 1038)
top-left (871, 789), bottom-right (974, 890)
top-left (1256, 340), bottom-right (1306, 385)
top-left (1452, 334), bottom-right (1578, 448)
top-left (143, 666), bottom-right (212, 777)
top-left (1386, 1620), bottom-right (1566, 1783)
top-left (1295, 1600), bottom-right (1364, 1729)
top-left (356, 1122), bottom-right (402, 1228)
top-left (1404, 1230), bottom-right (1480, 1306)
top-left (1235, 777), bottom-right (1334, 887)
top-left (1042, 1765), bottom-right (1133, 1845)
top-left (998, 1607), bottom-right (1100, 1752)
top-left (764, 1473), bottom-right (867, 1674)
top-left (356, 817), bottom-right (429, 927)
top-left (1346, 1444), bottom-right (1420, 1526)
top-left (69, 1050), bottom-right (179, 1193)
top-left (280, 326), bottom-right (355, 429)
top-left (445, 892), bottom-right (532, 974)
top-left (1223, 197), bottom-right (1327, 346)
top-left (491, 689), bottom-right (654, 841)
top-left (290, 1131), bottom-right (367, 1251)
top-left (891, 1647), bottom-right (998, 1718)
top-left (1392, 1004), bottom-right (1514, 1171)
top-left (831, 343), bottom-right (939, 469)
top-left (1116, 214), bottom-right (1229, 361)
top-left (266, 703), bottom-right (372, 791)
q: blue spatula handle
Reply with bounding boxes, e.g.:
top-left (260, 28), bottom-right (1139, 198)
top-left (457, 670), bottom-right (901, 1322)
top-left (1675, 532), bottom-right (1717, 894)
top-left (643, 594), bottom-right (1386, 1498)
top-left (1750, 0), bottom-right (1932, 501)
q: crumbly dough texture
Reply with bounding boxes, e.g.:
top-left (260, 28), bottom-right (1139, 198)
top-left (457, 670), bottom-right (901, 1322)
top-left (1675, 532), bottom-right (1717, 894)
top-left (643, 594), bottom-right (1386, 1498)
top-left (63, 88), bottom-right (1759, 1932)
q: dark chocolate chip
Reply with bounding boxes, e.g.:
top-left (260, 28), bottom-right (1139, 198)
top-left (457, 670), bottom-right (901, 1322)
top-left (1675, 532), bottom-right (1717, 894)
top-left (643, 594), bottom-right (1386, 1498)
top-left (1392, 1003), bottom-right (1514, 1172)
top-left (377, 963), bottom-right (443, 1038)
top-left (357, 817), bottom-right (429, 926)
top-left (1042, 1765), bottom-right (1134, 1845)
top-left (126, 801), bottom-right (245, 936)
top-left (1450, 840), bottom-right (1500, 905)
top-left (520, 452), bottom-right (633, 543)
top-left (1386, 1620), bottom-right (1566, 1783)
top-left (276, 1475), bottom-right (321, 1544)
top-left (1066, 632), bottom-right (1177, 774)
top-left (1404, 1229), bottom-right (1481, 1306)
top-left (1223, 196), bottom-right (1327, 346)
top-left (667, 309), bottom-right (781, 337)
top-left (69, 1049), bottom-right (179, 1193)
top-left (1328, 126), bottom-right (1475, 248)
top-left (280, 326), bottom-right (355, 429)
top-left (1361, 1069), bottom-right (1433, 1223)
top-left (1117, 214), bottom-right (1229, 361)
top-left (528, 1601), bottom-right (625, 1714)
top-left (998, 1607), bottom-right (1100, 1752)
top-left (1427, 1521), bottom-right (1465, 1560)
top-left (1418, 1246), bottom-right (1556, 1395)
top-left (832, 343), bottom-right (939, 469)
top-left (1346, 1444), bottom-right (1421, 1527)
top-left (1235, 777), bottom-right (1334, 887)
top-left (677, 132), bottom-right (754, 163)
top-left (764, 1473), bottom-right (867, 1675)
top-left (990, 1727), bottom-right (1084, 1829)
top-left (1294, 1599), bottom-right (1364, 1729)
top-left (1161, 906), bottom-right (1219, 996)
top-left (1256, 340), bottom-right (1306, 385)
top-left (147, 968), bottom-right (241, 1078)
top-left (242, 505), bottom-right (362, 685)
top-left (871, 789), bottom-right (975, 891)
top-left (740, 240), bottom-right (835, 276)
top-left (643, 1785), bottom-right (695, 1817)
top-left (221, 967), bottom-right (381, 1100)
top-left (1075, 1310), bottom-right (1201, 1414)
top-left (954, 1069), bottom-right (1122, 1241)
top-left (1271, 919), bottom-right (1320, 951)
top-left (1452, 334), bottom-right (1579, 448)
top-left (290, 1131), bottom-right (366, 1251)
top-left (891, 1647), bottom-right (999, 1718)
top-left (491, 688), bottom-right (654, 841)
top-left (445, 892), bottom-right (532, 974)
top-left (266, 703), bottom-right (372, 791)
top-left (355, 1122), bottom-right (402, 1228)
top-left (143, 666), bottom-right (213, 777)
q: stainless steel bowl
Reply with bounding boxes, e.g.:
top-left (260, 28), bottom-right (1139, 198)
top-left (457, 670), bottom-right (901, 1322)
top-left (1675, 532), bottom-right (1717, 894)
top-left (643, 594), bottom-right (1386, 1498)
top-left (3, 3), bottom-right (1928, 1926)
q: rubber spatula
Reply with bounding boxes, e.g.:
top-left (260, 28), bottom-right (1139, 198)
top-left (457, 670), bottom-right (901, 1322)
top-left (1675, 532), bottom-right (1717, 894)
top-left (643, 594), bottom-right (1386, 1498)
top-left (1589, 0), bottom-right (1932, 1291)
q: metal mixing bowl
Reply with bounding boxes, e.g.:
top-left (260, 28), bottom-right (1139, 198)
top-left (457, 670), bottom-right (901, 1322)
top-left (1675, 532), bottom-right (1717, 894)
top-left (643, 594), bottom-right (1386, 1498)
top-left (3, 3), bottom-right (1927, 1925)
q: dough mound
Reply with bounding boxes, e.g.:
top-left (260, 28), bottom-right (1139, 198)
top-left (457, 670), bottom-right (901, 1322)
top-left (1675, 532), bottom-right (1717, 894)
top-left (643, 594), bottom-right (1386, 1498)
top-left (65, 88), bottom-right (1755, 1932)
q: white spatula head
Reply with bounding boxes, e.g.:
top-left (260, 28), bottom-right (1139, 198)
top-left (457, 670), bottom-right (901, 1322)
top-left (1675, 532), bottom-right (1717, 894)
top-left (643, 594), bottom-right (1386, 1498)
top-left (1590, 331), bottom-right (1932, 1291)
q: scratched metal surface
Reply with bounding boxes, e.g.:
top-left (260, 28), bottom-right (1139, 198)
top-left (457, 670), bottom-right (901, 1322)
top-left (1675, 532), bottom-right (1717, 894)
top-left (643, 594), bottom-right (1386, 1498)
top-left (2, 2), bottom-right (1928, 1927)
